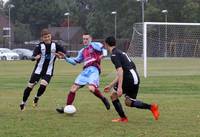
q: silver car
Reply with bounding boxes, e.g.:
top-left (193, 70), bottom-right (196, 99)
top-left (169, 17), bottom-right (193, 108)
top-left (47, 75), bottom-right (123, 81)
top-left (12, 48), bottom-right (33, 60)
top-left (0, 48), bottom-right (19, 60)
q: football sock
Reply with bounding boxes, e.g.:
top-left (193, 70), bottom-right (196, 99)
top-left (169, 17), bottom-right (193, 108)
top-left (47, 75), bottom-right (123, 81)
top-left (131, 100), bottom-right (151, 109)
top-left (22, 87), bottom-right (32, 102)
top-left (36, 85), bottom-right (46, 97)
top-left (112, 99), bottom-right (126, 118)
top-left (93, 88), bottom-right (104, 100)
top-left (66, 91), bottom-right (76, 105)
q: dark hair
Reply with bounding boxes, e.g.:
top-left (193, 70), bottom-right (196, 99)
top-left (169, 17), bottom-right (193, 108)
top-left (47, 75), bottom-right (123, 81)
top-left (83, 32), bottom-right (90, 36)
top-left (105, 36), bottom-right (116, 47)
top-left (41, 28), bottom-right (51, 36)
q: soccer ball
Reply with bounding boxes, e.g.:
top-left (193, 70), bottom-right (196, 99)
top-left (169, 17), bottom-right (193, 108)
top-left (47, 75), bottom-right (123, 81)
top-left (64, 105), bottom-right (76, 115)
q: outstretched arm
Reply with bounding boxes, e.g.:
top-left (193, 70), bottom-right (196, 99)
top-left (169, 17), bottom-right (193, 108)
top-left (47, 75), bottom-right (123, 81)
top-left (65, 57), bottom-right (77, 65)
top-left (65, 49), bottom-right (84, 65)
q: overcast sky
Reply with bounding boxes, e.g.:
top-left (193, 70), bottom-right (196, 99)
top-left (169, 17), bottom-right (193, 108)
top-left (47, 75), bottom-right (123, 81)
top-left (3, 0), bottom-right (9, 4)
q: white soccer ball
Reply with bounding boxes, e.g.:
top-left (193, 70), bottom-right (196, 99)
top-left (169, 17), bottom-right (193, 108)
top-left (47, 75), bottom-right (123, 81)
top-left (64, 105), bottom-right (76, 115)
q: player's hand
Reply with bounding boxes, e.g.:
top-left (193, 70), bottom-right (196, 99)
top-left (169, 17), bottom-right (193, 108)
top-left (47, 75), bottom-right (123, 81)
top-left (31, 54), bottom-right (41, 61)
top-left (99, 55), bottom-right (104, 60)
top-left (55, 52), bottom-right (65, 59)
top-left (55, 53), bottom-right (62, 59)
top-left (30, 56), bottom-right (36, 61)
top-left (35, 54), bottom-right (41, 60)
top-left (104, 85), bottom-right (111, 93)
top-left (117, 87), bottom-right (123, 97)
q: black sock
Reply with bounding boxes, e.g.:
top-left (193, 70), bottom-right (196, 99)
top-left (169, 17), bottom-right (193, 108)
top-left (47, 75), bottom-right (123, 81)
top-left (131, 100), bottom-right (151, 109)
top-left (112, 99), bottom-right (126, 118)
top-left (22, 87), bottom-right (32, 103)
top-left (36, 85), bottom-right (46, 97)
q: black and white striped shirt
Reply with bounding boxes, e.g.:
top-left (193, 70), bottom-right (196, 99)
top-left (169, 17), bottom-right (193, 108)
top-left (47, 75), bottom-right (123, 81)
top-left (32, 42), bottom-right (65, 76)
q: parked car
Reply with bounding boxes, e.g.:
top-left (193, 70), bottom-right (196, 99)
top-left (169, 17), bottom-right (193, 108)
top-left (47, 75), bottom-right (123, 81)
top-left (12, 48), bottom-right (33, 60)
top-left (0, 48), bottom-right (19, 60)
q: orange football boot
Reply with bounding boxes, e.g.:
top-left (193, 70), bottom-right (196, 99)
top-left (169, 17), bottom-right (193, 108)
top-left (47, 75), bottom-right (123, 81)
top-left (150, 103), bottom-right (159, 120)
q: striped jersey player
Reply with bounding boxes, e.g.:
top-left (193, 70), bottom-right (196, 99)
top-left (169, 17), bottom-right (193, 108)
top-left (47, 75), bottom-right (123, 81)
top-left (19, 28), bottom-right (65, 111)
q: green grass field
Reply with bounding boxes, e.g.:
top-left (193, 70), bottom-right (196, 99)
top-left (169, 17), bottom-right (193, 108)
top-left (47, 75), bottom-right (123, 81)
top-left (0, 58), bottom-right (200, 137)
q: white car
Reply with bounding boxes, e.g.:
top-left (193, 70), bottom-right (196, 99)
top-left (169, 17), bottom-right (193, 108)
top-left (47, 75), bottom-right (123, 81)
top-left (0, 48), bottom-right (20, 60)
top-left (12, 48), bottom-right (33, 60)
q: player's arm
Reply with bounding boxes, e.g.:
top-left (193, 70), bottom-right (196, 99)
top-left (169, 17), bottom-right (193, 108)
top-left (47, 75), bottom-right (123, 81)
top-left (31, 45), bottom-right (41, 61)
top-left (104, 76), bottom-right (118, 92)
top-left (91, 42), bottom-right (107, 59)
top-left (91, 42), bottom-right (103, 51)
top-left (104, 67), bottom-right (123, 96)
top-left (115, 67), bottom-right (123, 97)
top-left (65, 49), bottom-right (84, 65)
top-left (104, 53), bottom-right (123, 96)
top-left (55, 44), bottom-right (66, 59)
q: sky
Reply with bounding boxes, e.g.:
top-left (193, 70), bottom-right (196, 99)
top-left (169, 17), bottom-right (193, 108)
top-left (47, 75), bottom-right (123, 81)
top-left (3, 0), bottom-right (9, 4)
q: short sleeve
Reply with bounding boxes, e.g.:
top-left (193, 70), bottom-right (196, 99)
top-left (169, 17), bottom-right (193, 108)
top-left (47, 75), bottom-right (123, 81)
top-left (33, 45), bottom-right (41, 56)
top-left (56, 44), bottom-right (66, 54)
top-left (111, 53), bottom-right (122, 69)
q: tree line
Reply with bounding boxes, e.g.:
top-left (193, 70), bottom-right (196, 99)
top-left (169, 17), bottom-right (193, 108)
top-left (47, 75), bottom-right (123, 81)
top-left (2, 0), bottom-right (200, 43)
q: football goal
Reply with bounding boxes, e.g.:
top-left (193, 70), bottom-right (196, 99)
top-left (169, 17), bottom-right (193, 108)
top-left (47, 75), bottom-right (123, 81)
top-left (128, 22), bottom-right (200, 77)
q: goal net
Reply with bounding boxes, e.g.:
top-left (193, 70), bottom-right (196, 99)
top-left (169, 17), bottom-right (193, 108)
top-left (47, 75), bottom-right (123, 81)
top-left (128, 22), bottom-right (200, 77)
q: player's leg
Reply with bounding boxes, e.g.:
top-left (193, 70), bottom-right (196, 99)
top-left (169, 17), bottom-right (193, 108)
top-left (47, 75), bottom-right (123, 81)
top-left (56, 71), bottom-right (86, 114)
top-left (125, 96), bottom-right (151, 109)
top-left (56, 83), bottom-right (81, 114)
top-left (87, 67), bottom-right (110, 110)
top-left (66, 84), bottom-right (80, 105)
top-left (20, 74), bottom-right (40, 111)
top-left (124, 85), bottom-right (159, 120)
top-left (65, 70), bottom-right (88, 105)
top-left (88, 85), bottom-right (110, 110)
top-left (33, 75), bottom-right (51, 107)
top-left (124, 85), bottom-right (151, 109)
top-left (110, 89), bottom-right (128, 122)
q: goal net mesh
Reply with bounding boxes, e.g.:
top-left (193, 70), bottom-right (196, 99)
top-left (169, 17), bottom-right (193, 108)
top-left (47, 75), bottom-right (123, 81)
top-left (128, 22), bottom-right (200, 77)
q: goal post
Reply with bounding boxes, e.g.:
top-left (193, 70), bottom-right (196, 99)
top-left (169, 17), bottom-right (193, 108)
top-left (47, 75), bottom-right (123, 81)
top-left (128, 22), bottom-right (200, 77)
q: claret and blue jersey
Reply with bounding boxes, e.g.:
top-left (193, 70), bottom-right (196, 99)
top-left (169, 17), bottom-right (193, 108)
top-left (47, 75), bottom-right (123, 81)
top-left (65, 42), bottom-right (105, 87)
top-left (65, 42), bottom-right (105, 72)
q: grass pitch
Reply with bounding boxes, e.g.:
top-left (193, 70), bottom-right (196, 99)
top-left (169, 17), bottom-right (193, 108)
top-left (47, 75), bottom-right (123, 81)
top-left (0, 59), bottom-right (200, 137)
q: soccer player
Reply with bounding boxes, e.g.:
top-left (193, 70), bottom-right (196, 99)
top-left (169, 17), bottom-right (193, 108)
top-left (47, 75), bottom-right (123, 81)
top-left (19, 28), bottom-right (66, 111)
top-left (104, 36), bottom-right (159, 122)
top-left (56, 33), bottom-right (110, 113)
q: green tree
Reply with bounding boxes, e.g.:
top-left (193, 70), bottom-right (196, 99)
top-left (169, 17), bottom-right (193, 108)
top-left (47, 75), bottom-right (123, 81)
top-left (86, 0), bottom-right (141, 38)
top-left (3, 0), bottom-right (200, 40)
top-left (6, 0), bottom-right (64, 38)
top-left (14, 22), bottom-right (32, 44)
top-left (182, 0), bottom-right (200, 23)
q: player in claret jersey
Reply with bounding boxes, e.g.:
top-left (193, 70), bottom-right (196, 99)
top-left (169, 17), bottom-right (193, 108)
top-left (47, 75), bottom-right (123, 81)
top-left (56, 33), bottom-right (110, 113)
top-left (104, 36), bottom-right (159, 122)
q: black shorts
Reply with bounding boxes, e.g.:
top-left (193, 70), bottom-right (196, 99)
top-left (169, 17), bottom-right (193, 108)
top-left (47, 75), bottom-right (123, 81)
top-left (29, 73), bottom-right (52, 84)
top-left (114, 80), bottom-right (139, 99)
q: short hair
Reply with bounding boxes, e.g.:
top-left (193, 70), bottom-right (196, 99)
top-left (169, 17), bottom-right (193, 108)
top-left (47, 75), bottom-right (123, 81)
top-left (105, 36), bottom-right (116, 47)
top-left (83, 32), bottom-right (90, 36)
top-left (41, 28), bottom-right (51, 36)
